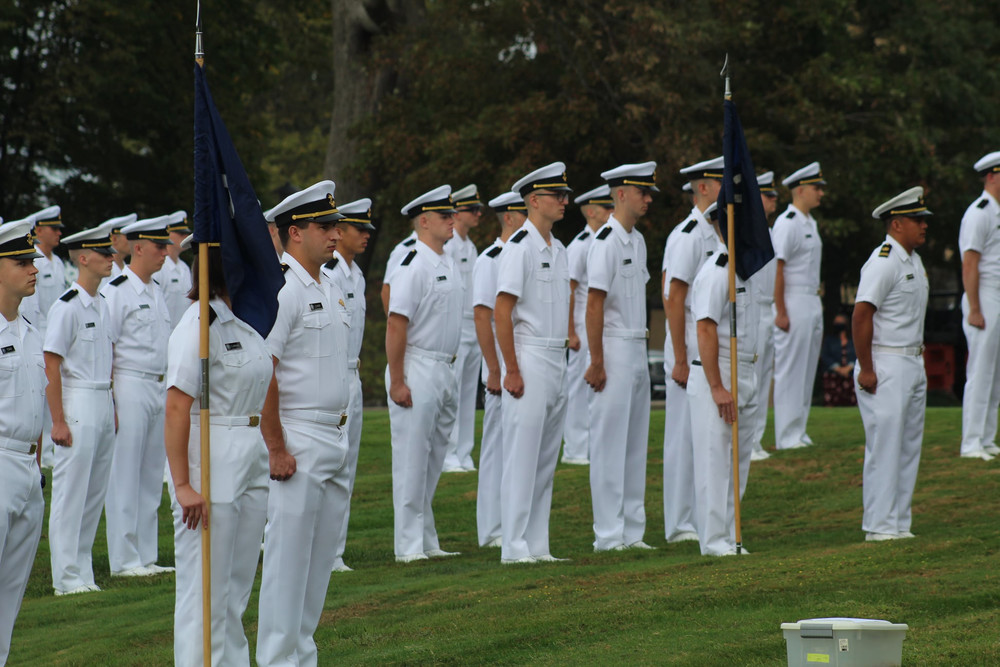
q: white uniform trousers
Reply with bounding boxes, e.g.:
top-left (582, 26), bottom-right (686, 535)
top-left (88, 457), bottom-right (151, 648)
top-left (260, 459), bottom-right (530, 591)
top-left (386, 353), bottom-right (458, 558)
top-left (588, 337), bottom-right (650, 550)
top-left (476, 359), bottom-right (503, 546)
top-left (0, 447), bottom-right (44, 665)
top-left (256, 417), bottom-right (349, 667)
top-left (773, 292), bottom-right (823, 449)
top-left (562, 327), bottom-right (590, 462)
top-left (687, 360), bottom-right (757, 556)
top-left (49, 385), bottom-right (115, 593)
top-left (749, 304), bottom-right (776, 452)
top-left (333, 370), bottom-right (363, 563)
top-left (856, 353), bottom-right (926, 535)
top-left (106, 372), bottom-right (167, 572)
top-left (500, 344), bottom-right (567, 561)
top-left (444, 332), bottom-right (481, 471)
top-left (662, 323), bottom-right (698, 540)
top-left (171, 423), bottom-right (268, 667)
top-left (961, 289), bottom-right (1000, 455)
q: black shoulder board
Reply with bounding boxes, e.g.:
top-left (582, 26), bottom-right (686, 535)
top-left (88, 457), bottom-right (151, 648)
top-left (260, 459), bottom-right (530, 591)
top-left (281, 263), bottom-right (291, 274)
top-left (785, 210), bottom-right (796, 219)
top-left (402, 238), bottom-right (417, 247)
top-left (325, 257), bottom-right (339, 270)
top-left (401, 249), bottom-right (418, 266)
top-left (60, 289), bottom-right (78, 302)
top-left (878, 243), bottom-right (892, 258)
top-left (576, 231), bottom-right (589, 241)
top-left (152, 278), bottom-right (160, 286)
top-left (978, 199), bottom-right (989, 209)
top-left (596, 226), bottom-right (612, 240)
top-left (715, 254), bottom-right (728, 267)
top-left (510, 229), bottom-right (528, 244)
top-left (682, 219), bottom-right (697, 233)
top-left (486, 246), bottom-right (502, 258)
top-left (208, 306), bottom-right (218, 326)
top-left (109, 275), bottom-right (128, 286)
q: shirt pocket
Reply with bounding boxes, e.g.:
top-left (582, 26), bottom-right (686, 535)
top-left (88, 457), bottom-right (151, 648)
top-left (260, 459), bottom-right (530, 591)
top-left (537, 265), bottom-right (554, 303)
top-left (620, 262), bottom-right (638, 298)
top-left (75, 325), bottom-right (98, 365)
top-left (302, 311), bottom-right (332, 358)
top-left (0, 355), bottom-right (23, 398)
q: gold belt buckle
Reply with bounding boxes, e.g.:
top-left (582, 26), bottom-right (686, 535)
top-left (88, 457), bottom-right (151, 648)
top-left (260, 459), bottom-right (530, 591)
top-left (157, 374), bottom-right (165, 382)
top-left (450, 355), bottom-right (457, 364)
top-left (29, 443), bottom-right (37, 455)
top-left (248, 415), bottom-right (260, 427)
top-left (753, 353), bottom-right (758, 363)
top-left (339, 413), bottom-right (348, 427)
top-left (563, 338), bottom-right (569, 348)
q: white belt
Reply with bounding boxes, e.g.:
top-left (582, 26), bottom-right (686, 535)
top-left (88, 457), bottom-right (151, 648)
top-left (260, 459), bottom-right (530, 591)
top-left (873, 343), bottom-right (924, 357)
top-left (785, 285), bottom-right (820, 296)
top-left (514, 334), bottom-right (568, 349)
top-left (64, 379), bottom-right (113, 390)
top-left (406, 345), bottom-right (457, 364)
top-left (207, 415), bottom-right (261, 427)
top-left (115, 368), bottom-right (165, 382)
top-left (757, 297), bottom-right (775, 306)
top-left (604, 328), bottom-right (649, 340)
top-left (282, 409), bottom-right (348, 427)
top-left (0, 437), bottom-right (37, 455)
top-left (695, 352), bottom-right (758, 365)
top-left (347, 358), bottom-right (360, 370)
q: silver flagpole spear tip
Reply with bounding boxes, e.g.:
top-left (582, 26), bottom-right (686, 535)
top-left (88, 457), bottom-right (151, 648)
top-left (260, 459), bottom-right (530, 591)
top-left (195, 0), bottom-right (204, 63)
top-left (720, 53), bottom-right (731, 99)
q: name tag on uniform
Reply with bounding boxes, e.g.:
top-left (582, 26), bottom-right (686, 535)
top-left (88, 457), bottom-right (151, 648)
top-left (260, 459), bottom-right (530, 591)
top-left (1, 345), bottom-right (14, 354)
top-left (541, 262), bottom-right (550, 268)
top-left (346, 293), bottom-right (354, 299)
top-left (43, 273), bottom-right (52, 278)
top-left (139, 304), bottom-right (150, 310)
top-left (85, 322), bottom-right (96, 328)
top-left (805, 234), bottom-right (813, 238)
top-left (436, 276), bottom-right (447, 282)
top-left (309, 302), bottom-right (324, 311)
top-left (461, 258), bottom-right (468, 263)
top-left (171, 278), bottom-right (179, 283)
top-left (707, 250), bottom-right (714, 256)
top-left (906, 274), bottom-right (914, 280)
top-left (623, 258), bottom-right (632, 265)
top-left (736, 287), bottom-right (746, 293)
top-left (225, 342), bottom-right (242, 351)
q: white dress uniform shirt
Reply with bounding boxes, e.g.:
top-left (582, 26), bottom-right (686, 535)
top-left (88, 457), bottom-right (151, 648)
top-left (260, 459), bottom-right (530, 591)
top-left (660, 206), bottom-right (719, 543)
top-left (385, 240), bottom-right (463, 558)
top-left (257, 252), bottom-right (352, 667)
top-left (153, 255), bottom-right (192, 328)
top-left (771, 204), bottom-right (824, 449)
top-left (0, 315), bottom-right (45, 665)
top-left (958, 191), bottom-right (1000, 455)
top-left (855, 235), bottom-right (929, 537)
top-left (383, 231), bottom-right (417, 286)
top-left (562, 226), bottom-right (596, 463)
top-left (321, 250), bottom-right (366, 568)
top-left (586, 217), bottom-right (651, 550)
top-left (495, 221), bottom-right (570, 562)
top-left (45, 283), bottom-right (116, 594)
top-left (687, 251), bottom-right (760, 556)
top-left (443, 232), bottom-right (482, 472)
top-left (100, 266), bottom-right (173, 573)
top-left (472, 238), bottom-right (504, 546)
top-left (168, 299), bottom-right (271, 667)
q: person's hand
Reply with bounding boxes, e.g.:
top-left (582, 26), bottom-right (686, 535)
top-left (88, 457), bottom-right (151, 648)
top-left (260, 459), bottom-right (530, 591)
top-left (584, 362), bottom-right (607, 392)
top-left (485, 368), bottom-right (502, 396)
top-left (504, 369), bottom-right (525, 399)
top-left (671, 361), bottom-right (689, 389)
top-left (969, 310), bottom-right (986, 329)
top-left (857, 368), bottom-right (878, 395)
top-left (775, 312), bottom-right (790, 332)
top-left (711, 385), bottom-right (736, 425)
top-left (389, 381), bottom-right (413, 408)
top-left (174, 483), bottom-right (208, 530)
top-left (568, 333), bottom-right (581, 351)
top-left (51, 419), bottom-right (73, 448)
top-left (268, 447), bottom-right (297, 481)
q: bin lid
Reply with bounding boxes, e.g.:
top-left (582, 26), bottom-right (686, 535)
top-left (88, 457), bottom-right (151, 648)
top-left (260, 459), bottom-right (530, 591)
top-left (781, 617), bottom-right (909, 631)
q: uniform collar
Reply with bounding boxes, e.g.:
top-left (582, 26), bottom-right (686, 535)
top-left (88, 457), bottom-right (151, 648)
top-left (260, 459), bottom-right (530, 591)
top-left (883, 234), bottom-right (914, 261)
top-left (689, 206), bottom-right (715, 237)
top-left (522, 218), bottom-right (558, 252)
top-left (788, 204), bottom-right (814, 222)
top-left (281, 252), bottom-right (321, 288)
top-left (415, 240), bottom-right (448, 267)
top-left (123, 266), bottom-right (155, 294)
top-left (607, 215), bottom-right (632, 245)
top-left (980, 190), bottom-right (1000, 211)
top-left (208, 297), bottom-right (236, 324)
top-left (331, 250), bottom-right (358, 279)
top-left (71, 282), bottom-right (96, 308)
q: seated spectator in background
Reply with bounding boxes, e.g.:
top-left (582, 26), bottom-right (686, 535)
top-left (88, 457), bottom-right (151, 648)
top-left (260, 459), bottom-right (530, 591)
top-left (821, 311), bottom-right (857, 406)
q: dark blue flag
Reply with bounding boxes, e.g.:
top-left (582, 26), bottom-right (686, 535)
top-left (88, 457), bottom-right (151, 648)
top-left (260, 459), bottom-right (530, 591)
top-left (717, 99), bottom-right (774, 281)
top-left (193, 64), bottom-right (284, 338)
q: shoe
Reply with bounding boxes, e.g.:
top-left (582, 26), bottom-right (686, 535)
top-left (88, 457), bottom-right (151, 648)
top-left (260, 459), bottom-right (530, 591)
top-left (627, 541), bottom-right (656, 550)
top-left (750, 448), bottom-right (771, 461)
top-left (145, 564), bottom-right (175, 574)
top-left (561, 457), bottom-right (590, 465)
top-left (668, 531), bottom-right (699, 543)
top-left (441, 466), bottom-right (466, 473)
top-left (802, 434), bottom-right (814, 445)
top-left (331, 558), bottom-right (353, 572)
top-left (533, 554), bottom-right (570, 562)
top-left (54, 585), bottom-right (93, 596)
top-left (426, 549), bottom-right (460, 558)
top-left (86, 584), bottom-right (101, 592)
top-left (865, 532), bottom-right (900, 542)
top-left (462, 461), bottom-right (477, 471)
top-left (897, 531), bottom-right (916, 539)
top-left (111, 566), bottom-right (155, 577)
top-left (961, 449), bottom-right (995, 461)
top-left (717, 548), bottom-right (751, 556)
top-left (984, 443), bottom-right (1000, 456)
top-left (784, 441), bottom-right (811, 450)
top-left (501, 557), bottom-right (536, 564)
top-left (395, 553), bottom-right (428, 563)
top-left (483, 537), bottom-right (502, 548)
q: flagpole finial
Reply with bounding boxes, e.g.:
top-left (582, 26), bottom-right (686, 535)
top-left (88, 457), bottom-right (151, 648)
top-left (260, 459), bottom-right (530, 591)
top-left (195, 1), bottom-right (204, 66)
top-left (720, 53), bottom-right (731, 100)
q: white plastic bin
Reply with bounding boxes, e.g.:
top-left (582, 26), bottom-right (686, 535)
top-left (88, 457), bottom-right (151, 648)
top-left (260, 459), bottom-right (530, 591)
top-left (780, 617), bottom-right (908, 666)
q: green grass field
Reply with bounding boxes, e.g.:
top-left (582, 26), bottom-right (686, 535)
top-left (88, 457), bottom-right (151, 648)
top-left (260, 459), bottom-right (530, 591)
top-left (9, 407), bottom-right (1000, 665)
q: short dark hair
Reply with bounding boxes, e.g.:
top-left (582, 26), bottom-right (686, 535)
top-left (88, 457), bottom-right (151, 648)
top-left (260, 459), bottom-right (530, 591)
top-left (277, 221), bottom-right (309, 248)
top-left (186, 245), bottom-right (229, 301)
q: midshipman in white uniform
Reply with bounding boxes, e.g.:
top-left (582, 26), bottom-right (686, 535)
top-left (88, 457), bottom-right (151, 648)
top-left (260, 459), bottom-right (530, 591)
top-left (154, 211), bottom-right (193, 328)
top-left (748, 171), bottom-right (779, 462)
top-left (853, 187), bottom-right (930, 542)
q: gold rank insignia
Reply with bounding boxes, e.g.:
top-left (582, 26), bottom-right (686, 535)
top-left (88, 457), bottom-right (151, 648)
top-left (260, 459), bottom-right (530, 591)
top-left (339, 299), bottom-right (345, 307)
top-left (878, 243), bottom-right (891, 258)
